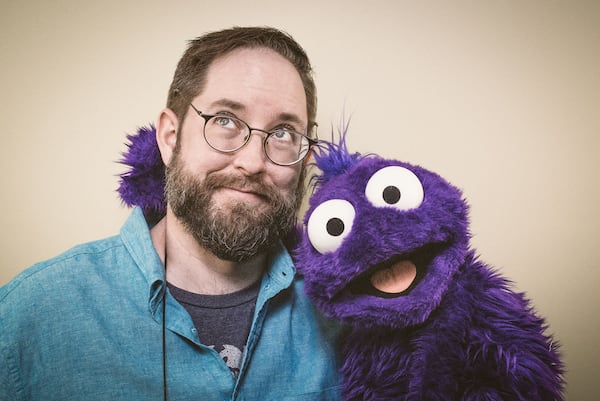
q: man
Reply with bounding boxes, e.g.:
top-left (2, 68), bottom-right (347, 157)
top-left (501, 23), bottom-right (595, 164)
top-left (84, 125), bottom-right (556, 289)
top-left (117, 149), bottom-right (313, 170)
top-left (1, 27), bottom-right (341, 400)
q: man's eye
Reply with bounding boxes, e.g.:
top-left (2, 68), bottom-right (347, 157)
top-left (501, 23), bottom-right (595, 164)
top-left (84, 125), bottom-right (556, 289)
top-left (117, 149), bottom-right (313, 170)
top-left (214, 116), bottom-right (234, 128)
top-left (272, 129), bottom-right (292, 140)
top-left (271, 125), bottom-right (301, 143)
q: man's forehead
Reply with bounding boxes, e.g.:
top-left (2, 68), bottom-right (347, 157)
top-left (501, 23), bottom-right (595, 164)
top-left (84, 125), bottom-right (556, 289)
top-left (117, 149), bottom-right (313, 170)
top-left (198, 49), bottom-right (308, 123)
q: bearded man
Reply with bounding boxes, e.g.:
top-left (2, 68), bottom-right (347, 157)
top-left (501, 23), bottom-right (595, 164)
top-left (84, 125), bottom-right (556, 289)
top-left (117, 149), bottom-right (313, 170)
top-left (1, 27), bottom-right (342, 401)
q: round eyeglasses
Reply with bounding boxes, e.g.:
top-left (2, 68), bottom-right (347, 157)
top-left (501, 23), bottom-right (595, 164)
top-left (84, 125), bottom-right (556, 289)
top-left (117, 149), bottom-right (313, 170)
top-left (190, 104), bottom-right (318, 166)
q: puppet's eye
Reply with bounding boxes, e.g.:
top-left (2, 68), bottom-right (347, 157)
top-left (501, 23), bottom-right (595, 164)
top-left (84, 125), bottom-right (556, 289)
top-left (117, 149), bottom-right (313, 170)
top-left (365, 166), bottom-right (424, 210)
top-left (307, 199), bottom-right (355, 254)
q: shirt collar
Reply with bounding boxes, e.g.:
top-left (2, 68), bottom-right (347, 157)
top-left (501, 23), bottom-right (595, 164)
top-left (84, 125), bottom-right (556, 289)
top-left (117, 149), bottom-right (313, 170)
top-left (119, 207), bottom-right (166, 314)
top-left (119, 207), bottom-right (298, 313)
top-left (266, 243), bottom-right (296, 288)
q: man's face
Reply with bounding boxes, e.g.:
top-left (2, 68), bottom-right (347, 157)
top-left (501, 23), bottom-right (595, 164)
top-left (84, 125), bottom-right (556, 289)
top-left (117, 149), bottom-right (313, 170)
top-left (165, 47), bottom-right (308, 261)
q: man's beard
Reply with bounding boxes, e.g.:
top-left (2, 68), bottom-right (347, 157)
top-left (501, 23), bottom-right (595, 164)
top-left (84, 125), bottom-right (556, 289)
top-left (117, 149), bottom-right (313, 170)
top-left (165, 153), bottom-right (303, 262)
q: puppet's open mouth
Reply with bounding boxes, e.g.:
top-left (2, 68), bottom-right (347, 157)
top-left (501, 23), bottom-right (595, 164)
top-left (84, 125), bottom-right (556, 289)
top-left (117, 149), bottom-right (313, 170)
top-left (348, 245), bottom-right (439, 298)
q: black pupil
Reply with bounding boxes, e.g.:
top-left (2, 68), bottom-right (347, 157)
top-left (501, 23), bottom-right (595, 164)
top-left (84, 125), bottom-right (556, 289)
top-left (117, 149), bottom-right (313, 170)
top-left (383, 186), bottom-right (401, 204)
top-left (326, 218), bottom-right (345, 237)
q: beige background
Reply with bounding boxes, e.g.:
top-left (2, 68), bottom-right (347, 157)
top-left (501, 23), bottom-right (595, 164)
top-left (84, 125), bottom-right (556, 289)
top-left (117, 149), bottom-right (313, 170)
top-left (1, 1), bottom-right (598, 399)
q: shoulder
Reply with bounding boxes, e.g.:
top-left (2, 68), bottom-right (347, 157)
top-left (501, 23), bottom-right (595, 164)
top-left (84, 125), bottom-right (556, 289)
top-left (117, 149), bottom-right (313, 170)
top-left (291, 276), bottom-right (345, 337)
top-left (0, 235), bottom-right (124, 304)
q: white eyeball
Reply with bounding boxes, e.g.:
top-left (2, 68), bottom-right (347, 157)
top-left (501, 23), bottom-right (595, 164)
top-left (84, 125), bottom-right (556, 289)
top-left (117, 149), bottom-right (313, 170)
top-left (307, 199), bottom-right (355, 254)
top-left (365, 166), bottom-right (424, 210)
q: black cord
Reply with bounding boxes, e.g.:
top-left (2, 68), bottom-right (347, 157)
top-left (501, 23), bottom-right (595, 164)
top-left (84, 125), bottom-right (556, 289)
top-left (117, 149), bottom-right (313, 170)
top-left (162, 287), bottom-right (167, 401)
top-left (162, 254), bottom-right (168, 401)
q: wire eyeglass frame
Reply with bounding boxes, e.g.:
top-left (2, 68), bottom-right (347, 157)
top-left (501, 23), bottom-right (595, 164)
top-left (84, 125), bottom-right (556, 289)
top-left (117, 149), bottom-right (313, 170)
top-left (189, 103), bottom-right (318, 166)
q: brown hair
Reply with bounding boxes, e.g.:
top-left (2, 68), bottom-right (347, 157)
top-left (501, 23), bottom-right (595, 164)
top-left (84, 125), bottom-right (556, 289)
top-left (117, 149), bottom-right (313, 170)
top-left (166, 26), bottom-right (317, 132)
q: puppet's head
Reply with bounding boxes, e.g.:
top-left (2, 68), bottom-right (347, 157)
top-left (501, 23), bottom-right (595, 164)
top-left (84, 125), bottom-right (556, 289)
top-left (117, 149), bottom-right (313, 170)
top-left (296, 131), bottom-right (471, 329)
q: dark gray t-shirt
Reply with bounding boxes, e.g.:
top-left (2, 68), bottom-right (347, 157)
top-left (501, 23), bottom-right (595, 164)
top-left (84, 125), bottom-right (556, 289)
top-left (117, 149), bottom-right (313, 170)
top-left (167, 280), bottom-right (260, 377)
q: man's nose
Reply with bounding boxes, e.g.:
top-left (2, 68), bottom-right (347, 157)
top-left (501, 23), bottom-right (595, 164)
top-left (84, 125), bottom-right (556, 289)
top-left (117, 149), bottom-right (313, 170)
top-left (232, 132), bottom-right (267, 175)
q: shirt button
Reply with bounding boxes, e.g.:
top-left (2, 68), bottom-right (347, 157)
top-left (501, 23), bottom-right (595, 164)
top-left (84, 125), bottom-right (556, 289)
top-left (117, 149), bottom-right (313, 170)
top-left (191, 328), bottom-right (197, 334)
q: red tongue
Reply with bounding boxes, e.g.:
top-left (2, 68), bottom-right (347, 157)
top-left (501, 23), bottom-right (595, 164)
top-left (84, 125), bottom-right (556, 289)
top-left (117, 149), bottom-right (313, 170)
top-left (370, 260), bottom-right (417, 294)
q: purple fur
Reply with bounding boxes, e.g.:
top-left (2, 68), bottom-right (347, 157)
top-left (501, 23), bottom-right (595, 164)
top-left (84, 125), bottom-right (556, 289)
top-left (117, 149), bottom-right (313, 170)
top-left (312, 128), bottom-right (364, 186)
top-left (117, 124), bottom-right (166, 223)
top-left (295, 129), bottom-right (564, 400)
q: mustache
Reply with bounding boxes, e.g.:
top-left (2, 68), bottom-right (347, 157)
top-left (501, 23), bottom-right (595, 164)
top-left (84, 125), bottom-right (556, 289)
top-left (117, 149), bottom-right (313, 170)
top-left (202, 173), bottom-right (281, 202)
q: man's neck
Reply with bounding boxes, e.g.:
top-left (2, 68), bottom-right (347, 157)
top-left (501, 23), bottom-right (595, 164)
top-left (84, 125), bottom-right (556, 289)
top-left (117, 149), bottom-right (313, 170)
top-left (150, 210), bottom-right (267, 295)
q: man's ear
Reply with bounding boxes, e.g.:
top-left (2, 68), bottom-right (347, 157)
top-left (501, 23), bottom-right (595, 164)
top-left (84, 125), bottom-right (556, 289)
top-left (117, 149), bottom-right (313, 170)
top-left (156, 108), bottom-right (179, 166)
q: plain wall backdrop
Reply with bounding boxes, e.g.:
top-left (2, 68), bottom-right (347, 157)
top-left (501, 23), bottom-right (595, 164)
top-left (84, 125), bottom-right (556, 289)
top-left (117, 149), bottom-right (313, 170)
top-left (1, 1), bottom-right (598, 399)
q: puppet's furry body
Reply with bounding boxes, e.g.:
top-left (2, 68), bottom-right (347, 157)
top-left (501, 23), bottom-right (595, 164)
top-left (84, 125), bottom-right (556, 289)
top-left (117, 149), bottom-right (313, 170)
top-left (340, 253), bottom-right (561, 400)
top-left (295, 136), bottom-right (564, 400)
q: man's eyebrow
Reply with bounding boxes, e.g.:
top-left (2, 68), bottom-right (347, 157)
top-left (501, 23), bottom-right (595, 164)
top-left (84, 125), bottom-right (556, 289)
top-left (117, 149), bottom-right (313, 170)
top-left (209, 98), bottom-right (246, 111)
top-left (208, 98), bottom-right (306, 127)
top-left (276, 112), bottom-right (305, 127)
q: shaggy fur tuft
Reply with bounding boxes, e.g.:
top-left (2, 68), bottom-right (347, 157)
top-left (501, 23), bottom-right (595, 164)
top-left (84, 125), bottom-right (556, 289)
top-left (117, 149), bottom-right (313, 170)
top-left (117, 124), bottom-right (166, 224)
top-left (295, 131), bottom-right (564, 400)
top-left (312, 125), bottom-right (364, 187)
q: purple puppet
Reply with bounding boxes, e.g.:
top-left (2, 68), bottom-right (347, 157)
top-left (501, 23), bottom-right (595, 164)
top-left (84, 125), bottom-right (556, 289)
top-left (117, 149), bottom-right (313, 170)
top-left (294, 131), bottom-right (564, 400)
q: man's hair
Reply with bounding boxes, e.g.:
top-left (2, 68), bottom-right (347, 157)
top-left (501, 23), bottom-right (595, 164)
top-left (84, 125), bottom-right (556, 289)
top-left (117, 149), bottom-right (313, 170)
top-left (166, 26), bottom-right (317, 132)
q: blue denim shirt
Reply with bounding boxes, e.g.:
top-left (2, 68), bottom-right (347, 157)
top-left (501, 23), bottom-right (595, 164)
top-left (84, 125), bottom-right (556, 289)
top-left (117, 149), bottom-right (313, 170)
top-left (1, 208), bottom-right (342, 400)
